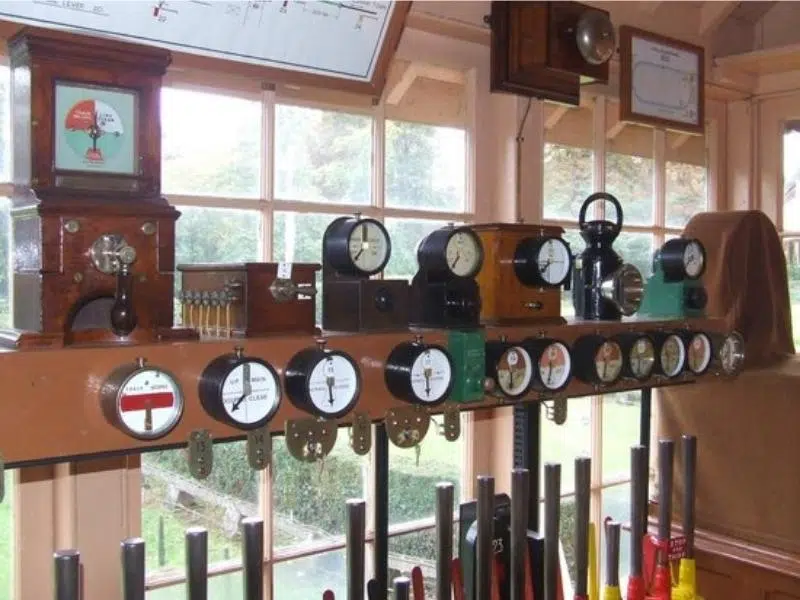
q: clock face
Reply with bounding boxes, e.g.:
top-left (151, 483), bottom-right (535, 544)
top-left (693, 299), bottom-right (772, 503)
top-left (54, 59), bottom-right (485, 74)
top-left (536, 238), bottom-right (571, 286)
top-left (54, 81), bottom-right (138, 175)
top-left (307, 354), bottom-right (360, 416)
top-left (594, 341), bottom-right (623, 384)
top-left (409, 348), bottom-right (453, 404)
top-left (445, 230), bottom-right (482, 278)
top-left (347, 220), bottom-right (390, 274)
top-left (496, 345), bottom-right (533, 397)
top-left (683, 241), bottom-right (705, 279)
top-left (221, 360), bottom-right (281, 426)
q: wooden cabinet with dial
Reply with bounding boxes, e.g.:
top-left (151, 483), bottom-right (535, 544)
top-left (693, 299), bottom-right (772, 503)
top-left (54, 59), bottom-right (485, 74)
top-left (472, 223), bottom-right (571, 325)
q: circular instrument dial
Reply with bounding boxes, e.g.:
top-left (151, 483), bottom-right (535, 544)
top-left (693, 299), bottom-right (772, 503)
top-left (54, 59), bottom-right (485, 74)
top-left (496, 345), bottom-right (534, 397)
top-left (627, 336), bottom-right (656, 380)
top-left (386, 342), bottom-right (454, 406)
top-left (658, 334), bottom-right (686, 378)
top-left (285, 348), bottom-right (361, 419)
top-left (199, 353), bottom-right (281, 430)
top-left (683, 240), bottom-right (705, 279)
top-left (594, 340), bottom-right (623, 384)
top-left (536, 238), bottom-right (572, 286)
top-left (102, 362), bottom-right (184, 440)
top-left (719, 331), bottom-right (745, 375)
top-left (537, 341), bottom-right (572, 391)
top-left (445, 229), bottom-right (482, 278)
top-left (348, 219), bottom-right (390, 274)
top-left (686, 332), bottom-right (712, 375)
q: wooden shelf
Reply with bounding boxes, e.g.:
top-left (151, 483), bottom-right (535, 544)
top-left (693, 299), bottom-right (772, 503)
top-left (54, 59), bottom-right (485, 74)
top-left (0, 317), bottom-right (733, 467)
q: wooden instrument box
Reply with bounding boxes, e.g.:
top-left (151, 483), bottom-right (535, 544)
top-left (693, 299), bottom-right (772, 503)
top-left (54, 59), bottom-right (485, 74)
top-left (472, 223), bottom-right (567, 325)
top-left (178, 263), bottom-right (320, 337)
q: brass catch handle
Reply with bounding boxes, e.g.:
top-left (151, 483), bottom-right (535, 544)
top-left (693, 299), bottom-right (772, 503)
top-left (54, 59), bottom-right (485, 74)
top-left (524, 301), bottom-right (543, 310)
top-left (269, 278), bottom-right (318, 303)
top-left (110, 262), bottom-right (137, 337)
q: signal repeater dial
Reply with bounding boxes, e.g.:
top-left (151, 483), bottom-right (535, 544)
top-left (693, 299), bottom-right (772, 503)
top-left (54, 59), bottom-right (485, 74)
top-left (485, 339), bottom-right (534, 399)
top-left (417, 225), bottom-right (484, 279)
top-left (513, 236), bottom-right (573, 288)
top-left (614, 333), bottom-right (656, 381)
top-left (658, 237), bottom-right (706, 282)
top-left (323, 215), bottom-right (391, 277)
top-left (717, 331), bottom-right (745, 375)
top-left (654, 332), bottom-right (687, 378)
top-left (101, 358), bottom-right (184, 441)
top-left (523, 337), bottom-right (573, 392)
top-left (199, 348), bottom-right (281, 430)
top-left (284, 341), bottom-right (361, 419)
top-left (385, 337), bottom-right (454, 406)
top-left (685, 331), bottom-right (712, 375)
top-left (573, 335), bottom-right (623, 386)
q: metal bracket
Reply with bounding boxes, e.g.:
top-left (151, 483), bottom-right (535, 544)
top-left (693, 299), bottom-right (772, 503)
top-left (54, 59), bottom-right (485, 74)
top-left (269, 278), bottom-right (318, 303)
top-left (441, 404), bottom-right (461, 442)
top-left (543, 397), bottom-right (568, 425)
top-left (188, 429), bottom-right (213, 480)
top-left (246, 428), bottom-right (272, 471)
top-left (349, 412), bottom-right (372, 455)
top-left (0, 453), bottom-right (4, 504)
top-left (385, 405), bottom-right (431, 449)
top-left (285, 418), bottom-right (337, 463)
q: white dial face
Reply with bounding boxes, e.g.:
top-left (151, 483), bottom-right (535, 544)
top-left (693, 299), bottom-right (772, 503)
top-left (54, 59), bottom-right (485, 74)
top-left (221, 361), bottom-right (281, 426)
top-left (445, 230), bottom-right (481, 277)
top-left (683, 241), bottom-right (704, 278)
top-left (594, 341), bottom-right (623, 383)
top-left (629, 337), bottom-right (656, 379)
top-left (687, 333), bottom-right (712, 374)
top-left (117, 368), bottom-right (183, 438)
top-left (660, 335), bottom-right (686, 377)
top-left (307, 354), bottom-right (359, 416)
top-left (720, 333), bottom-right (745, 374)
top-left (348, 220), bottom-right (389, 273)
top-left (410, 348), bottom-right (452, 403)
top-left (497, 346), bottom-right (533, 397)
top-left (536, 239), bottom-right (571, 285)
top-left (538, 342), bottom-right (571, 390)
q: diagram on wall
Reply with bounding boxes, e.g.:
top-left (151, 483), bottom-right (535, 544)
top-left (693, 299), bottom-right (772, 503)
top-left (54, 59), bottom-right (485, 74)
top-left (0, 0), bottom-right (398, 82)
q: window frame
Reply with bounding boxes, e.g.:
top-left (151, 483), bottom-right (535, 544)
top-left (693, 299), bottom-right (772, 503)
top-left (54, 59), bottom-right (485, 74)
top-left (142, 69), bottom-right (477, 594)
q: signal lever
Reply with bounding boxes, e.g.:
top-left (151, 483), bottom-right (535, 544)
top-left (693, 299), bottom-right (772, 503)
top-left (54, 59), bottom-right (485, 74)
top-left (89, 234), bottom-right (138, 336)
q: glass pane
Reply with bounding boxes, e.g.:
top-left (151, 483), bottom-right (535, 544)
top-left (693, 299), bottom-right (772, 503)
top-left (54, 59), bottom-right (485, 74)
top-left (665, 162), bottom-right (707, 228)
top-left (273, 211), bottom-right (344, 325)
top-left (559, 496), bottom-right (578, 589)
top-left (272, 431), bottom-right (368, 550)
top-left (388, 527), bottom-right (459, 597)
top-left (783, 237), bottom-right (800, 349)
top-left (142, 442), bottom-right (257, 575)
top-left (601, 484), bottom-right (632, 588)
top-left (0, 470), bottom-right (13, 599)
top-left (606, 153), bottom-right (653, 226)
top-left (274, 549), bottom-right (347, 599)
top-left (385, 120), bottom-right (466, 212)
top-left (0, 198), bottom-right (10, 328)
top-left (275, 105), bottom-right (371, 205)
top-left (0, 67), bottom-right (9, 182)
top-left (389, 424), bottom-right (462, 525)
top-left (175, 207), bottom-right (261, 265)
top-left (784, 128), bottom-right (800, 232)
top-left (146, 571), bottom-right (242, 599)
top-left (541, 396), bottom-right (591, 497)
top-left (162, 88), bottom-right (261, 198)
top-left (616, 232), bottom-right (654, 279)
top-left (384, 218), bottom-right (450, 280)
top-left (543, 144), bottom-right (593, 221)
top-left (601, 392), bottom-right (641, 482)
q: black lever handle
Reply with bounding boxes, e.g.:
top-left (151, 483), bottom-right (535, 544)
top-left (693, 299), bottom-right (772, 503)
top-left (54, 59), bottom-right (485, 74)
top-left (110, 263), bottom-right (137, 337)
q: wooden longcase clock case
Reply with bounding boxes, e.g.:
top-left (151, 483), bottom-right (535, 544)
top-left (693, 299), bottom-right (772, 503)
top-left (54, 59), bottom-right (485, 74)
top-left (0, 28), bottom-right (192, 348)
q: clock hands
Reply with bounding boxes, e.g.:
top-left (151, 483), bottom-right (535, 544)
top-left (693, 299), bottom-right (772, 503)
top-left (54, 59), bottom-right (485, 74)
top-left (231, 362), bottom-right (252, 412)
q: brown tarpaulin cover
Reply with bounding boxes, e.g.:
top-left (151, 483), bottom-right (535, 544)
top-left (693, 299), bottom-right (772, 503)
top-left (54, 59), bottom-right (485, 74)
top-left (659, 210), bottom-right (800, 555)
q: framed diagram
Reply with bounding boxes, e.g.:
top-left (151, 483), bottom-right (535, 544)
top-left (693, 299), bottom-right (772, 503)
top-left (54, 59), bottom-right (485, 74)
top-left (619, 26), bottom-right (705, 134)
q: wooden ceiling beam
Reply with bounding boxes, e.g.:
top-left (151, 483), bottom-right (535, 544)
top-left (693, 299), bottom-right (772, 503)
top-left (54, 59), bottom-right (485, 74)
top-left (385, 62), bottom-right (419, 105)
top-left (639, 1), bottom-right (663, 15)
top-left (698, 1), bottom-right (739, 37)
top-left (413, 63), bottom-right (466, 86)
top-left (670, 132), bottom-right (691, 150)
top-left (606, 120), bottom-right (627, 140)
top-left (545, 105), bottom-right (571, 130)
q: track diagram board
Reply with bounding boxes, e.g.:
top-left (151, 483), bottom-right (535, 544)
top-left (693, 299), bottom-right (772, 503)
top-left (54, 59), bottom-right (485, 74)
top-left (0, 0), bottom-right (397, 81)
